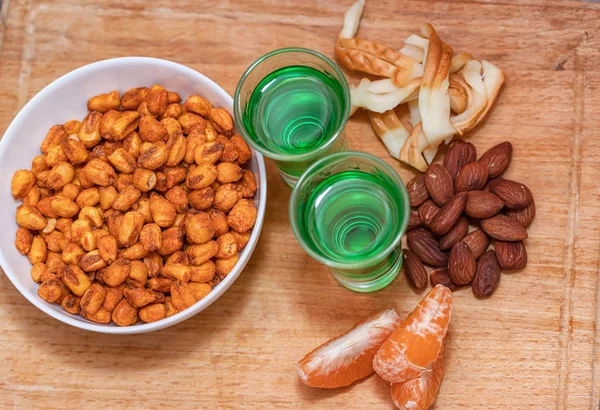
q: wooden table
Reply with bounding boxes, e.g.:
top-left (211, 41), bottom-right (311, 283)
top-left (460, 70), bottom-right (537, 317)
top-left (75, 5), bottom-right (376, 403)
top-left (1, 0), bottom-right (599, 408)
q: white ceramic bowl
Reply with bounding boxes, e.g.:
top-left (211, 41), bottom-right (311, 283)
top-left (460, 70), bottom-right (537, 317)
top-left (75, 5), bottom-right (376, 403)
top-left (0, 57), bottom-right (267, 334)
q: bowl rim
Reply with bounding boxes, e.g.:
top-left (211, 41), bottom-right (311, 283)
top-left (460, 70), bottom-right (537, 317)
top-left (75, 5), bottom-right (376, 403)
top-left (0, 56), bottom-right (267, 334)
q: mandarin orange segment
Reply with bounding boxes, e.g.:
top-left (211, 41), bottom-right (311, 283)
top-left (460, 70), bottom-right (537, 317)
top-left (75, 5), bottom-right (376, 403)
top-left (391, 345), bottom-right (445, 410)
top-left (296, 309), bottom-right (401, 389)
top-left (373, 285), bottom-right (452, 383)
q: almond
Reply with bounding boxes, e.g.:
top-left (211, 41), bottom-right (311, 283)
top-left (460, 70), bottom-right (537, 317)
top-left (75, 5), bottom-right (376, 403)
top-left (430, 268), bottom-right (460, 291)
top-left (481, 215), bottom-right (528, 241)
top-left (478, 141), bottom-right (512, 179)
top-left (495, 240), bottom-right (527, 270)
top-left (403, 249), bottom-right (427, 290)
top-left (462, 229), bottom-right (490, 260)
top-left (418, 200), bottom-right (440, 228)
top-left (406, 229), bottom-right (448, 267)
top-left (407, 210), bottom-right (421, 231)
top-left (448, 241), bottom-right (476, 285)
top-left (425, 164), bottom-right (454, 206)
top-left (406, 174), bottom-right (429, 207)
top-left (472, 250), bottom-right (501, 297)
top-left (454, 162), bottom-right (488, 192)
top-left (430, 191), bottom-right (468, 236)
top-left (484, 176), bottom-right (503, 190)
top-left (488, 179), bottom-right (532, 209)
top-left (439, 216), bottom-right (468, 250)
top-left (506, 197), bottom-right (536, 227)
top-left (465, 190), bottom-right (504, 219)
top-left (444, 139), bottom-right (477, 180)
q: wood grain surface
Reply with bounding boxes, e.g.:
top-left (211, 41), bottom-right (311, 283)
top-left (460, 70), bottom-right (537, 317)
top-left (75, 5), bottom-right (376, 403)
top-left (1, 0), bottom-right (600, 408)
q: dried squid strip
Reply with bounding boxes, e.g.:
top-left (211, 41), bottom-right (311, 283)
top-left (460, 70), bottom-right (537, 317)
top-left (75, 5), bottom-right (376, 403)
top-left (450, 52), bottom-right (473, 73)
top-left (399, 123), bottom-right (431, 172)
top-left (451, 60), bottom-right (487, 135)
top-left (364, 103), bottom-right (438, 170)
top-left (335, 0), bottom-right (422, 87)
top-left (407, 102), bottom-right (437, 163)
top-left (448, 76), bottom-right (468, 115)
top-left (350, 78), bottom-right (371, 116)
top-left (367, 79), bottom-right (400, 94)
top-left (350, 77), bottom-right (421, 114)
top-left (400, 34), bottom-right (429, 64)
top-left (423, 145), bottom-right (438, 164)
top-left (418, 24), bottom-right (457, 147)
top-left (404, 34), bottom-right (430, 51)
top-left (339, 0), bottom-right (365, 39)
top-left (399, 44), bottom-right (425, 64)
top-left (407, 99), bottom-right (421, 127)
top-left (368, 110), bottom-right (410, 160)
top-left (473, 60), bottom-right (505, 127)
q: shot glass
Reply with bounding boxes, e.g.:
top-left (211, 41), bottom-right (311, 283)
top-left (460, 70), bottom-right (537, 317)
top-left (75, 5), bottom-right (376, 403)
top-left (289, 152), bottom-right (410, 292)
top-left (234, 47), bottom-right (351, 187)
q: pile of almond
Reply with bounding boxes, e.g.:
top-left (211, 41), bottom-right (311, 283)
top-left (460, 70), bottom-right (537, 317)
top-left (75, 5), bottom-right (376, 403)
top-left (403, 140), bottom-right (534, 297)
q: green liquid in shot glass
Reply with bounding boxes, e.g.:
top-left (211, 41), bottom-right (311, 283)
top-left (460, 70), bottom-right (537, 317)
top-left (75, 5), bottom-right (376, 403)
top-left (300, 170), bottom-right (400, 262)
top-left (242, 65), bottom-right (345, 155)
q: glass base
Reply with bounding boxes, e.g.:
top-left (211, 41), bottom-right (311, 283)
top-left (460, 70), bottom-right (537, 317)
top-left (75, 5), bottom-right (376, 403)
top-left (276, 137), bottom-right (349, 188)
top-left (278, 169), bottom-right (299, 188)
top-left (330, 248), bottom-right (403, 293)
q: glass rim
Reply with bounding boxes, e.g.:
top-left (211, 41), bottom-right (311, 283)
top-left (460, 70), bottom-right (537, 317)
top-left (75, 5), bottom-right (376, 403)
top-left (233, 47), bottom-right (351, 163)
top-left (289, 151), bottom-right (410, 270)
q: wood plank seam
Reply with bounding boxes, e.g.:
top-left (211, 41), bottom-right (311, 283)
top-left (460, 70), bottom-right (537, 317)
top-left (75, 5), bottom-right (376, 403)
top-left (588, 14), bottom-right (600, 408)
top-left (0, 0), bottom-right (7, 26)
top-left (15, 0), bottom-right (37, 114)
top-left (32, 2), bottom-right (344, 29)
top-left (556, 28), bottom-right (588, 410)
top-left (591, 19), bottom-right (600, 408)
top-left (405, 0), bottom-right (600, 12)
top-left (0, 0), bottom-right (8, 52)
top-left (592, 257), bottom-right (600, 410)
